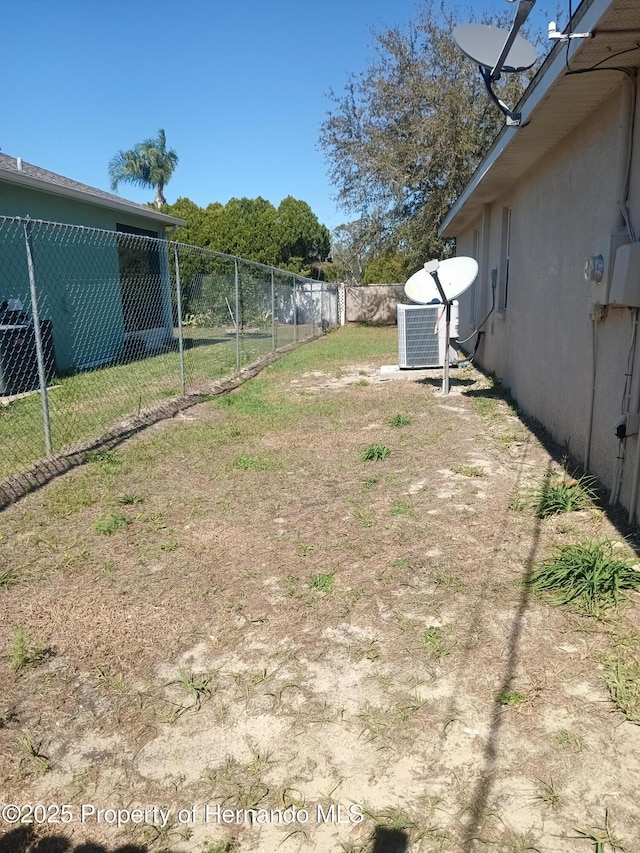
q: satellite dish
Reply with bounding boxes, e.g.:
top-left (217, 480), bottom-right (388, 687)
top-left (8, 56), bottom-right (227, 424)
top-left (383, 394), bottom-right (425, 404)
top-left (403, 257), bottom-right (478, 396)
top-left (404, 257), bottom-right (478, 304)
top-left (451, 0), bottom-right (537, 126)
top-left (453, 23), bottom-right (537, 73)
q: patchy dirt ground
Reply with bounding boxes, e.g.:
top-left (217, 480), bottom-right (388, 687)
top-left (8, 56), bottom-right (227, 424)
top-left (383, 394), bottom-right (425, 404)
top-left (1, 326), bottom-right (639, 853)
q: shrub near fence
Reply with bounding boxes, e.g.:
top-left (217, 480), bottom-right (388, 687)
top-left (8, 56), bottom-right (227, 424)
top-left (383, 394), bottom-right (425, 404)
top-left (0, 217), bottom-right (337, 486)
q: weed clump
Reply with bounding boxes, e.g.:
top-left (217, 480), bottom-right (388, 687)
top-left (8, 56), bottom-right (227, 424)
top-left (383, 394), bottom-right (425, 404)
top-left (527, 541), bottom-right (640, 614)
top-left (600, 634), bottom-right (640, 724)
top-left (388, 413), bottom-right (411, 428)
top-left (10, 626), bottom-right (49, 673)
top-left (362, 444), bottom-right (391, 461)
top-left (93, 510), bottom-right (131, 535)
top-left (521, 473), bottom-right (597, 518)
top-left (309, 572), bottom-right (334, 592)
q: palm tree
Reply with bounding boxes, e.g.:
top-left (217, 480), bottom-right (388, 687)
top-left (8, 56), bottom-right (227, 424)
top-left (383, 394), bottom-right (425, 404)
top-left (108, 129), bottom-right (178, 208)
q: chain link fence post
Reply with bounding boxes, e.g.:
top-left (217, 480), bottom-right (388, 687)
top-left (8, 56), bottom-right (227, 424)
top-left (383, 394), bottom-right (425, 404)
top-left (173, 246), bottom-right (186, 397)
top-left (293, 275), bottom-right (298, 343)
top-left (271, 269), bottom-right (276, 352)
top-left (23, 220), bottom-right (52, 457)
top-left (234, 258), bottom-right (240, 372)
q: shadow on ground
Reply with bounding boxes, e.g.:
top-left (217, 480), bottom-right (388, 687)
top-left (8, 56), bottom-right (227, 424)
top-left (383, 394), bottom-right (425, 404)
top-left (0, 826), bottom-right (145, 853)
top-left (416, 375), bottom-right (477, 389)
top-left (461, 377), bottom-right (640, 557)
top-left (0, 825), bottom-right (409, 853)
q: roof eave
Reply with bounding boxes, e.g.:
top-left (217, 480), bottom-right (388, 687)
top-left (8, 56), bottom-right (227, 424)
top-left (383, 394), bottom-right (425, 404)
top-left (439, 0), bottom-right (616, 239)
top-left (0, 167), bottom-right (187, 228)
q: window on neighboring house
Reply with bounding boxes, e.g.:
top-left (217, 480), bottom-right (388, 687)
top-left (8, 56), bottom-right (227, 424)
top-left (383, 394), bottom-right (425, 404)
top-left (116, 224), bottom-right (164, 332)
top-left (498, 207), bottom-right (512, 312)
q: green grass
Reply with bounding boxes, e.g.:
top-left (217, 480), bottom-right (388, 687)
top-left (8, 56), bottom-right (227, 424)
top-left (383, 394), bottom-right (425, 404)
top-left (362, 444), bottom-right (391, 461)
top-left (233, 454), bottom-right (275, 472)
top-left (10, 626), bottom-right (49, 674)
top-left (388, 413), bottom-right (412, 428)
top-left (421, 626), bottom-right (449, 657)
top-left (86, 450), bottom-right (126, 475)
top-left (17, 733), bottom-right (51, 776)
top-left (267, 325), bottom-right (398, 376)
top-left (93, 510), bottom-right (131, 535)
top-left (2, 325), bottom-right (395, 483)
top-left (202, 837), bottom-right (235, 853)
top-left (309, 572), bottom-right (335, 593)
top-left (0, 323), bottom-right (317, 482)
top-left (524, 473), bottom-right (597, 518)
top-left (527, 541), bottom-right (640, 615)
top-left (116, 492), bottom-right (144, 505)
top-left (472, 397), bottom-right (502, 421)
top-left (536, 778), bottom-right (561, 806)
top-left (453, 465), bottom-right (484, 478)
top-left (574, 809), bottom-right (626, 852)
top-left (168, 669), bottom-right (213, 712)
top-left (600, 634), bottom-right (640, 723)
top-left (0, 567), bottom-right (19, 589)
top-left (554, 729), bottom-right (584, 750)
top-left (497, 688), bottom-right (528, 708)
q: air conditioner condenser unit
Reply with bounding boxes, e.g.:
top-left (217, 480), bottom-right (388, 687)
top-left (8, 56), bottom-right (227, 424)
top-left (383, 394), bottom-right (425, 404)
top-left (397, 302), bottom-right (459, 369)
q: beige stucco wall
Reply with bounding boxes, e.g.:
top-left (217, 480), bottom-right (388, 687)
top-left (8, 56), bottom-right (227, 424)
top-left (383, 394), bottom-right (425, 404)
top-left (345, 285), bottom-right (406, 324)
top-left (455, 78), bottom-right (640, 512)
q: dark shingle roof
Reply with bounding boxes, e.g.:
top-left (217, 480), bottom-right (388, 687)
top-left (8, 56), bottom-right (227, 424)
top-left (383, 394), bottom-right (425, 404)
top-left (0, 153), bottom-right (186, 227)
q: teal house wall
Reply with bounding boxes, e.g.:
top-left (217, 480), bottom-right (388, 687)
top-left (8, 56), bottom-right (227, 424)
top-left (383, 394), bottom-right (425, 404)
top-left (0, 156), bottom-right (185, 374)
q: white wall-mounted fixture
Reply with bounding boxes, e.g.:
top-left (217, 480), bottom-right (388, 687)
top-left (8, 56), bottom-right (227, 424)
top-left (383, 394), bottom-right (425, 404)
top-left (614, 413), bottom-right (640, 439)
top-left (610, 242), bottom-right (640, 308)
top-left (586, 230), bottom-right (630, 309)
top-left (548, 21), bottom-right (593, 41)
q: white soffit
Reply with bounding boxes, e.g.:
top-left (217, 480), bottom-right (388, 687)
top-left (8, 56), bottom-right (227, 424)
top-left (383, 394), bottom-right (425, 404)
top-left (440, 0), bottom-right (640, 237)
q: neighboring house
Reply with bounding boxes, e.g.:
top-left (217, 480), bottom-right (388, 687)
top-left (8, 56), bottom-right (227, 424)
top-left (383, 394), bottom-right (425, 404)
top-left (440, 0), bottom-right (640, 521)
top-left (0, 153), bottom-right (186, 373)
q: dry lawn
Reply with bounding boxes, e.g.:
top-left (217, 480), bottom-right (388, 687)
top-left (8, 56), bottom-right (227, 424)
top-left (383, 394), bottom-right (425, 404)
top-left (1, 325), bottom-right (640, 853)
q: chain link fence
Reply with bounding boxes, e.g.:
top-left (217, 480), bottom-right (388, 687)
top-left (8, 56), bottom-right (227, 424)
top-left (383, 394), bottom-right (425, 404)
top-left (0, 216), bottom-right (338, 490)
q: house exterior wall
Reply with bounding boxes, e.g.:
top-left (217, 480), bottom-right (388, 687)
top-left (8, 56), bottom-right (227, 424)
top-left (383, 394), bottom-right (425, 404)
top-left (0, 182), bottom-right (165, 233)
top-left (455, 79), bottom-right (640, 511)
top-left (0, 184), bottom-right (173, 372)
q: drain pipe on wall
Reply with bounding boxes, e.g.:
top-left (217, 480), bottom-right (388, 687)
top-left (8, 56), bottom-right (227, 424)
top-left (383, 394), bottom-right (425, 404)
top-left (584, 315), bottom-right (598, 474)
top-left (611, 307), bottom-right (638, 505)
top-left (612, 71), bottom-right (640, 522)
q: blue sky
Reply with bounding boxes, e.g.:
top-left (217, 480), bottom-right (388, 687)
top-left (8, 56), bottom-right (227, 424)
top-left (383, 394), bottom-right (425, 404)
top-left (3, 0), bottom-right (565, 233)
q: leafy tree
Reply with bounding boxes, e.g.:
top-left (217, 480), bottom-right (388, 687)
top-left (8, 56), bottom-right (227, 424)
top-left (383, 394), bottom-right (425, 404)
top-left (109, 129), bottom-right (179, 208)
top-left (214, 197), bottom-right (279, 265)
top-left (363, 252), bottom-right (413, 284)
top-left (319, 1), bottom-right (535, 269)
top-left (164, 195), bottom-right (331, 275)
top-left (330, 219), bottom-right (383, 283)
top-left (275, 197), bottom-right (331, 268)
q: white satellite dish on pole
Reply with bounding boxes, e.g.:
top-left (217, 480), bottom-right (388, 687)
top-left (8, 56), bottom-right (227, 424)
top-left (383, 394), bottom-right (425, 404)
top-left (404, 257), bottom-right (478, 395)
top-left (405, 257), bottom-right (478, 304)
top-left (453, 23), bottom-right (538, 73)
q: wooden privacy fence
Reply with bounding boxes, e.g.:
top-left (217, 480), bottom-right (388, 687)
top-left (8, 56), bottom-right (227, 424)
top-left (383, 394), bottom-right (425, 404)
top-left (344, 284), bottom-right (406, 324)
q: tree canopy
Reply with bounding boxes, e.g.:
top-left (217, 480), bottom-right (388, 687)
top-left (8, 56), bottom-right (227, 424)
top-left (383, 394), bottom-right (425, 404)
top-left (164, 195), bottom-right (330, 275)
top-left (109, 129), bottom-right (179, 209)
top-left (320, 1), bottom-right (536, 280)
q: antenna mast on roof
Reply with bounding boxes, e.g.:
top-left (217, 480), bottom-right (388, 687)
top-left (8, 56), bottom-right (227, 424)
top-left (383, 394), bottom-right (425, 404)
top-left (453, 0), bottom-right (538, 126)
